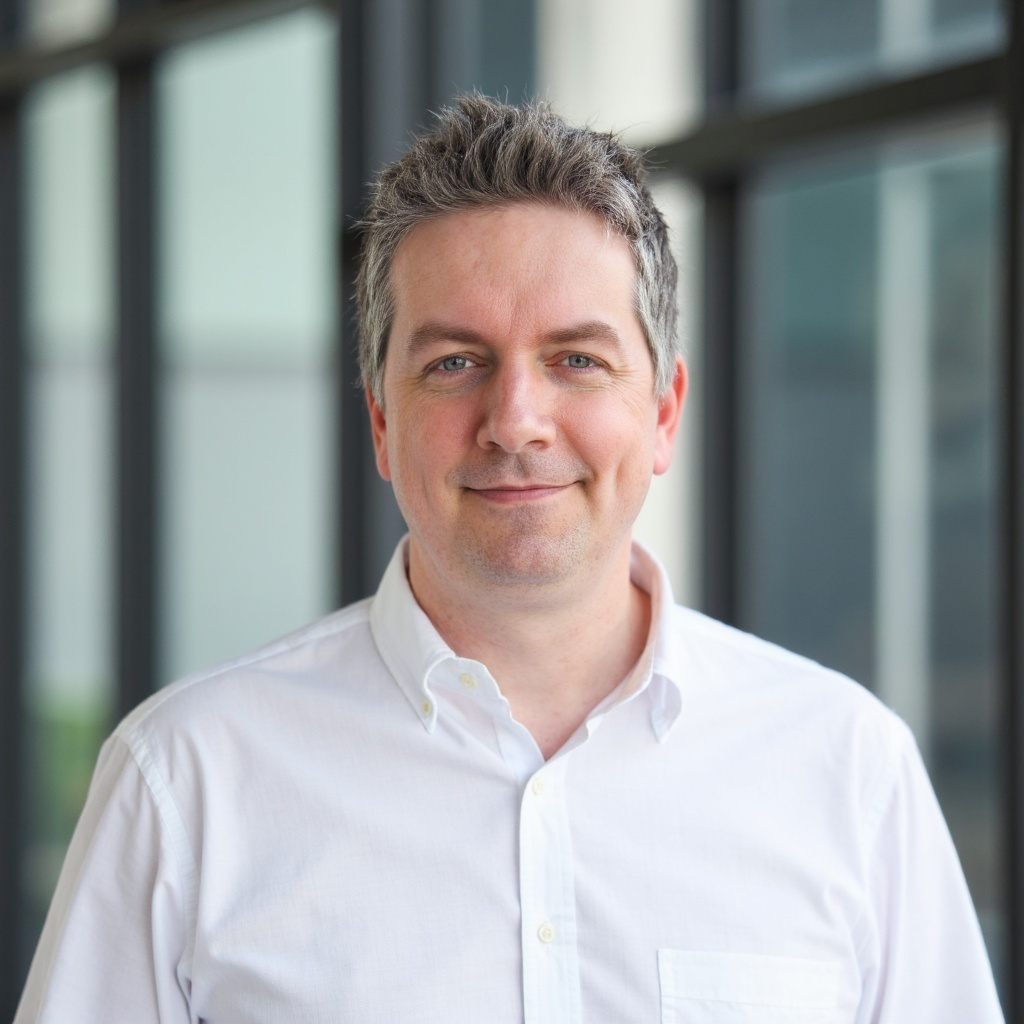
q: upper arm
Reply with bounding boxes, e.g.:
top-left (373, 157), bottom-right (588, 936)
top-left (855, 722), bottom-right (1003, 1024)
top-left (15, 732), bottom-right (194, 1024)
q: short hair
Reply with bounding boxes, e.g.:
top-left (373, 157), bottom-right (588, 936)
top-left (355, 94), bottom-right (679, 402)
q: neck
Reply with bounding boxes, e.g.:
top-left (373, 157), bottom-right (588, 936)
top-left (409, 541), bottom-right (651, 759)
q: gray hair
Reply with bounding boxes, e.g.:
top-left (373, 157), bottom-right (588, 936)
top-left (355, 94), bottom-right (679, 402)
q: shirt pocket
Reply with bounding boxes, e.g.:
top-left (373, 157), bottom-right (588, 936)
top-left (658, 949), bottom-right (842, 1024)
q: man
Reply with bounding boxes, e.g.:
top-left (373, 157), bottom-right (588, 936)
top-left (17, 96), bottom-right (1002, 1023)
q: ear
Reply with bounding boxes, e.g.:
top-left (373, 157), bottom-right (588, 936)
top-left (365, 384), bottom-right (392, 481)
top-left (653, 355), bottom-right (687, 476)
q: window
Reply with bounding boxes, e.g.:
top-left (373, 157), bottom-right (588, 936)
top-left (744, 0), bottom-right (1003, 100)
top-left (157, 9), bottom-right (337, 680)
top-left (23, 66), bottom-right (116, 962)
top-left (741, 127), bottom-right (1004, 970)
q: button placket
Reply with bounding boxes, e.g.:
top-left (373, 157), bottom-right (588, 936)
top-left (519, 760), bottom-right (582, 1024)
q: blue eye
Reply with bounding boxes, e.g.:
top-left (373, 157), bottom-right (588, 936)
top-left (564, 354), bottom-right (595, 368)
top-left (440, 355), bottom-right (470, 371)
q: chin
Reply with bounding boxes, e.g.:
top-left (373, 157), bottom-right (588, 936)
top-left (459, 532), bottom-right (586, 588)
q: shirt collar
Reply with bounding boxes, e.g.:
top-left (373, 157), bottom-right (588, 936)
top-left (628, 541), bottom-right (685, 741)
top-left (369, 539), bottom-right (450, 732)
top-left (369, 537), bottom-right (685, 740)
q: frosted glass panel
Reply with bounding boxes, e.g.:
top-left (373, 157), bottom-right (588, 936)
top-left (26, 67), bottom-right (114, 359)
top-left (23, 67), bottom-right (115, 955)
top-left (161, 371), bottom-right (334, 680)
top-left (161, 9), bottom-right (336, 365)
top-left (158, 9), bottom-right (337, 683)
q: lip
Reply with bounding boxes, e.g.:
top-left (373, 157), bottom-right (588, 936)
top-left (466, 484), bottom-right (572, 504)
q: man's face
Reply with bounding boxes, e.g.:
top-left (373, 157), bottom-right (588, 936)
top-left (367, 202), bottom-right (685, 599)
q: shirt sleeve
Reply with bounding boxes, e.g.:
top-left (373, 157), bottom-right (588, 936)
top-left (855, 718), bottom-right (1004, 1024)
top-left (15, 731), bottom-right (194, 1024)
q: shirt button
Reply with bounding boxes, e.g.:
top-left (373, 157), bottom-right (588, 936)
top-left (538, 923), bottom-right (556, 943)
top-left (459, 673), bottom-right (478, 689)
top-left (421, 700), bottom-right (432, 716)
top-left (531, 777), bottom-right (546, 796)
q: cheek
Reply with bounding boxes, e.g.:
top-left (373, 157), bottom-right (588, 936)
top-left (392, 405), bottom-right (473, 484)
top-left (567, 402), bottom-right (658, 479)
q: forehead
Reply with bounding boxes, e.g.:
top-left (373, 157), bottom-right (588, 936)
top-left (388, 202), bottom-right (640, 343)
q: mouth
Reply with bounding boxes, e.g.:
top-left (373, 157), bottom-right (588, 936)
top-left (466, 483), bottom-right (573, 504)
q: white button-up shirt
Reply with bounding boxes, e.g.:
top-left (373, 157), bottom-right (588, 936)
top-left (17, 540), bottom-right (1003, 1023)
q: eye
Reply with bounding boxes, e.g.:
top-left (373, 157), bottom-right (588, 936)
top-left (562, 353), bottom-right (596, 369)
top-left (438, 355), bottom-right (474, 372)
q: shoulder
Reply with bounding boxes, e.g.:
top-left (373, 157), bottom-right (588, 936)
top-left (115, 598), bottom-right (379, 750)
top-left (666, 603), bottom-right (897, 720)
top-left (101, 597), bottom-right (409, 861)
top-left (661, 604), bottom-right (914, 820)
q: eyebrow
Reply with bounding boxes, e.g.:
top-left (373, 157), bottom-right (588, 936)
top-left (406, 322), bottom-right (489, 356)
top-left (544, 321), bottom-right (625, 351)
top-left (404, 319), bottom-right (626, 355)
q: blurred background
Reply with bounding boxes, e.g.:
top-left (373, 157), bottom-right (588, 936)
top-left (0, 0), bottom-right (1020, 1017)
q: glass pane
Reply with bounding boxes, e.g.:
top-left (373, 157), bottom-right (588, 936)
top-left (158, 9), bottom-right (337, 683)
top-left (536, 0), bottom-right (701, 144)
top-left (740, 125), bottom-right (1004, 997)
top-left (27, 0), bottom-right (112, 47)
top-left (743, 161), bottom-right (879, 683)
top-left (743, 0), bottom-right (1003, 102)
top-left (23, 67), bottom-right (115, 962)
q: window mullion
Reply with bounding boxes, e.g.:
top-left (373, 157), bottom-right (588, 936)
top-left (0, 94), bottom-right (26, 1021)
top-left (1001, 0), bottom-right (1024, 1017)
top-left (116, 57), bottom-right (159, 717)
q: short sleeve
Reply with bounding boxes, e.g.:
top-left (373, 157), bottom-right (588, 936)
top-left (15, 732), bottom-right (194, 1024)
top-left (855, 719), bottom-right (1003, 1024)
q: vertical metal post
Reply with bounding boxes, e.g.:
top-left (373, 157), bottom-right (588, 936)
top-left (116, 58), bottom-right (159, 715)
top-left (337, 0), bottom-right (375, 605)
top-left (0, 92), bottom-right (26, 1024)
top-left (700, 180), bottom-right (740, 624)
top-left (0, 0), bottom-right (26, 1009)
top-left (703, 0), bottom-right (740, 111)
top-left (699, 0), bottom-right (741, 624)
top-left (1003, 1), bottom-right (1024, 1017)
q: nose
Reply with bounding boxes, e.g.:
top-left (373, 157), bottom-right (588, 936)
top-left (476, 364), bottom-right (556, 453)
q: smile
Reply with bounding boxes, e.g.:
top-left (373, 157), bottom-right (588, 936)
top-left (466, 484), bottom-right (573, 504)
